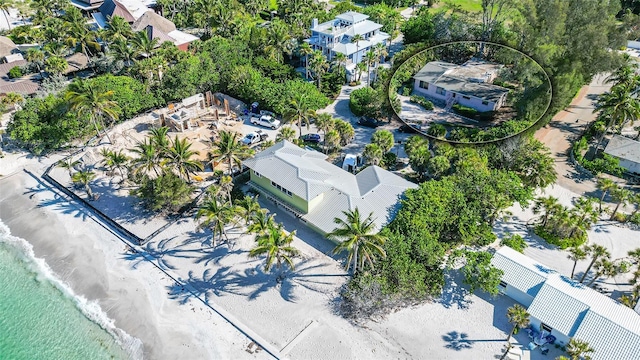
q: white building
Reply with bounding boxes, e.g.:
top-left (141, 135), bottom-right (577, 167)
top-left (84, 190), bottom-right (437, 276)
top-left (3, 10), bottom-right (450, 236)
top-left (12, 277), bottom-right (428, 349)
top-left (603, 135), bottom-right (640, 174)
top-left (491, 247), bottom-right (640, 359)
top-left (413, 60), bottom-right (509, 113)
top-left (306, 11), bottom-right (389, 79)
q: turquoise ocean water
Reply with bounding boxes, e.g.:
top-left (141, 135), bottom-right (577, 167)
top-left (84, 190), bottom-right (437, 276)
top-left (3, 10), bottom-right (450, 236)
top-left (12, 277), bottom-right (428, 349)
top-left (0, 220), bottom-right (142, 360)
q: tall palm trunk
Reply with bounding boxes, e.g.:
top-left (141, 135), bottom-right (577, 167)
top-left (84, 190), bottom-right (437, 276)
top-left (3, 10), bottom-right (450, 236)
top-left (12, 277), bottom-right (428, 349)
top-left (84, 184), bottom-right (94, 200)
top-left (595, 115), bottom-right (617, 153)
top-left (580, 257), bottom-right (599, 283)
top-left (571, 260), bottom-right (579, 279)
top-left (3, 11), bottom-right (11, 30)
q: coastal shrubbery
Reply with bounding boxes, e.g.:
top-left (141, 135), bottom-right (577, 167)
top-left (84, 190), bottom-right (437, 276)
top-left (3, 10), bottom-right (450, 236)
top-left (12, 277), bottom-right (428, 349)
top-left (409, 95), bottom-right (434, 110)
top-left (340, 137), bottom-right (557, 319)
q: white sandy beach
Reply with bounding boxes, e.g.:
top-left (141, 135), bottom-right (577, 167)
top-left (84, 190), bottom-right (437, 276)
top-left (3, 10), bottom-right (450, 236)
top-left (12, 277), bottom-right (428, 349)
top-left (0, 160), bottom-right (262, 359)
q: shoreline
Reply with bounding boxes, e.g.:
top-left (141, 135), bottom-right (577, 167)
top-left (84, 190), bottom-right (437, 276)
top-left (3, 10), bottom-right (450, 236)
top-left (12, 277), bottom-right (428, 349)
top-left (0, 168), bottom-right (259, 359)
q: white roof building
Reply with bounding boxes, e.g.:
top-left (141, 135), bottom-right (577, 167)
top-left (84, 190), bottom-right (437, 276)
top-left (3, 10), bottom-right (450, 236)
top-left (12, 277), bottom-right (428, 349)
top-left (243, 141), bottom-right (417, 235)
top-left (306, 11), bottom-right (389, 66)
top-left (491, 247), bottom-right (640, 359)
top-left (603, 135), bottom-right (640, 174)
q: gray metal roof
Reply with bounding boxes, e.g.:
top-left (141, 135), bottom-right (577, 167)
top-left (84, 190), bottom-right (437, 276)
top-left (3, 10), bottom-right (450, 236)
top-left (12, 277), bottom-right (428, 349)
top-left (336, 11), bottom-right (369, 24)
top-left (573, 310), bottom-right (640, 360)
top-left (244, 141), bottom-right (417, 234)
top-left (604, 135), bottom-right (640, 163)
top-left (495, 247), bottom-right (640, 359)
top-left (414, 61), bottom-right (509, 102)
top-left (491, 246), bottom-right (551, 297)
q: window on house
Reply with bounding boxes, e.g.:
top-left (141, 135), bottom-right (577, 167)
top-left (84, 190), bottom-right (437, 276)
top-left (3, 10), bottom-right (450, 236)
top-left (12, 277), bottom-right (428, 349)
top-left (541, 323), bottom-right (553, 332)
top-left (419, 81), bottom-right (428, 89)
top-left (436, 87), bottom-right (446, 95)
top-left (254, 171), bottom-right (262, 178)
top-left (271, 181), bottom-right (277, 187)
top-left (482, 101), bottom-right (489, 105)
top-left (499, 280), bottom-right (507, 288)
top-left (462, 95), bottom-right (471, 100)
top-left (452, 93), bottom-right (456, 98)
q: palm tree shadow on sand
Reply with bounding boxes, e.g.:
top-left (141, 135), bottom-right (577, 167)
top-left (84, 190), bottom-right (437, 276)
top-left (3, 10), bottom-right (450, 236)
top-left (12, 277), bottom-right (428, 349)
top-left (165, 258), bottom-right (347, 305)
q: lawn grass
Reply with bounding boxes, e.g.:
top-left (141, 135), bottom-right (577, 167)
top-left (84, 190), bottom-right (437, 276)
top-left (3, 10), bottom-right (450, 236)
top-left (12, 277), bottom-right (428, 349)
top-left (434, 0), bottom-right (483, 13)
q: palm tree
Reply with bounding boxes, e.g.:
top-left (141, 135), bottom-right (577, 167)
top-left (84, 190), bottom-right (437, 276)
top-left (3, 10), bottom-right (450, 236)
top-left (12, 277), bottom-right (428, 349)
top-left (149, 126), bottom-right (170, 155)
top-left (105, 15), bottom-right (133, 43)
top-left (568, 246), bottom-right (588, 279)
top-left (217, 175), bottom-right (234, 204)
top-left (610, 186), bottom-right (632, 220)
top-left (593, 83), bottom-right (640, 151)
top-left (299, 42), bottom-right (313, 79)
top-left (249, 222), bottom-right (299, 277)
top-left (356, 61), bottom-right (367, 82)
top-left (129, 139), bottom-right (161, 177)
top-left (247, 211), bottom-right (276, 236)
top-left (624, 193), bottom-right (640, 222)
top-left (580, 244), bottom-right (611, 283)
top-left (333, 52), bottom-right (347, 83)
top-left (596, 177), bottom-right (618, 212)
top-left (329, 207), bottom-right (387, 274)
top-left (57, 157), bottom-right (81, 177)
top-left (505, 304), bottom-right (529, 342)
top-left (110, 40), bottom-right (139, 67)
top-left (65, 79), bottom-right (120, 144)
top-left (350, 34), bottom-right (364, 64)
top-left (364, 50), bottom-right (377, 87)
top-left (587, 258), bottom-right (618, 286)
top-left (236, 194), bottom-right (264, 225)
top-left (166, 136), bottom-right (203, 182)
top-left (324, 129), bottom-right (341, 152)
top-left (533, 196), bottom-right (561, 228)
top-left (196, 197), bottom-right (237, 247)
top-left (0, 0), bottom-right (12, 30)
top-left (210, 130), bottom-right (254, 175)
top-left (507, 304), bottom-right (529, 351)
top-left (606, 55), bottom-right (639, 87)
top-left (308, 50), bottom-right (328, 90)
top-left (569, 197), bottom-right (599, 238)
top-left (72, 169), bottom-right (97, 200)
top-left (100, 148), bottom-right (129, 180)
top-left (132, 30), bottom-right (159, 58)
top-left (566, 338), bottom-right (595, 360)
top-left (284, 93), bottom-right (315, 138)
top-left (314, 113), bottom-right (334, 153)
top-left (363, 143), bottom-right (383, 166)
top-left (276, 126), bottom-right (297, 142)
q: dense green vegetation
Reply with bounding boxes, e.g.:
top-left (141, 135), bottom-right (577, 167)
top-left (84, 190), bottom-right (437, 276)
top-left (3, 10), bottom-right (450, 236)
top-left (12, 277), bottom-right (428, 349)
top-left (339, 136), bottom-right (556, 318)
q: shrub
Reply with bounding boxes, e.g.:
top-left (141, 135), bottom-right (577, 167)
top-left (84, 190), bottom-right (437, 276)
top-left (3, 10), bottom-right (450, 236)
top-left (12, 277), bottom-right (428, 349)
top-left (381, 152), bottom-right (397, 169)
top-left (8, 66), bottom-right (23, 79)
top-left (611, 212), bottom-right (627, 223)
top-left (349, 87), bottom-right (380, 117)
top-left (131, 172), bottom-right (195, 213)
top-left (409, 95), bottom-right (434, 110)
top-left (427, 123), bottom-right (446, 138)
top-left (534, 226), bottom-right (586, 249)
top-left (401, 87), bottom-right (412, 96)
top-left (580, 154), bottom-right (624, 176)
top-left (628, 213), bottom-right (640, 225)
top-left (500, 234), bottom-right (528, 253)
top-left (452, 103), bottom-right (478, 118)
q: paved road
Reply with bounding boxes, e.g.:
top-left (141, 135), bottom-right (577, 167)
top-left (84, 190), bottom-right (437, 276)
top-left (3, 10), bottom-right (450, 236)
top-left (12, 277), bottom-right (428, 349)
top-left (535, 74), bottom-right (611, 196)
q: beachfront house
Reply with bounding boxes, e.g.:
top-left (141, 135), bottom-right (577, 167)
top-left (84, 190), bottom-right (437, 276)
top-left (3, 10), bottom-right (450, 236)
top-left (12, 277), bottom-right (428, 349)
top-left (306, 11), bottom-right (389, 81)
top-left (491, 246), bottom-right (640, 359)
top-left (603, 135), bottom-right (640, 174)
top-left (413, 60), bottom-right (509, 113)
top-left (242, 141), bottom-right (417, 236)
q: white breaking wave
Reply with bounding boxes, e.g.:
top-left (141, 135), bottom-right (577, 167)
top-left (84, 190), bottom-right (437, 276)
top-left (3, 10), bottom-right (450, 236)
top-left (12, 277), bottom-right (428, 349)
top-left (0, 219), bottom-right (144, 360)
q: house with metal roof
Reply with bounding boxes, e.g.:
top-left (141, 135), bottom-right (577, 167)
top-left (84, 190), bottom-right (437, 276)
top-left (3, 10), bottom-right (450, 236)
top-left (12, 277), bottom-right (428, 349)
top-left (413, 60), bottom-right (509, 112)
top-left (603, 135), bottom-right (640, 174)
top-left (305, 11), bottom-right (389, 80)
top-left (242, 141), bottom-right (417, 236)
top-left (491, 247), bottom-right (640, 359)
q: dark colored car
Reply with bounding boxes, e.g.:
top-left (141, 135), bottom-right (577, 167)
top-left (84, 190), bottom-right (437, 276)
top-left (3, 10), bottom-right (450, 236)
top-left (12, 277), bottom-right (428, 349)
top-left (358, 116), bottom-right (381, 128)
top-left (300, 133), bottom-right (321, 143)
top-left (398, 123), bottom-right (421, 133)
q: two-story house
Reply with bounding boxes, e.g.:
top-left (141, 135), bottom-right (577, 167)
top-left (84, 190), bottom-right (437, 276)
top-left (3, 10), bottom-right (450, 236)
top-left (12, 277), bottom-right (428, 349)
top-left (306, 11), bottom-right (389, 79)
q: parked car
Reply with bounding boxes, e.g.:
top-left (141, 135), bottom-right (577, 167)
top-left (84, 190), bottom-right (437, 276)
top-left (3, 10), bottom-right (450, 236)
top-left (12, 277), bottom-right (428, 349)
top-left (398, 123), bottom-right (421, 133)
top-left (241, 130), bottom-right (268, 145)
top-left (300, 133), bottom-right (321, 143)
top-left (358, 116), bottom-right (381, 128)
top-left (251, 114), bottom-right (281, 129)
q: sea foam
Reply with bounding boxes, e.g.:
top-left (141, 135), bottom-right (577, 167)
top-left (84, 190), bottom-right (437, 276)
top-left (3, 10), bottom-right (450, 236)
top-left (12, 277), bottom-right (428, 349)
top-left (0, 219), bottom-right (144, 360)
